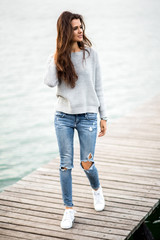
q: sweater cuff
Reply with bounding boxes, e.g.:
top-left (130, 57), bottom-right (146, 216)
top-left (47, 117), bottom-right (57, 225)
top-left (101, 117), bottom-right (108, 121)
top-left (99, 108), bottom-right (107, 120)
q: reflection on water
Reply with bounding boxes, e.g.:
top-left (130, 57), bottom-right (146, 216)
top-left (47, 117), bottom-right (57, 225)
top-left (129, 203), bottom-right (160, 240)
top-left (0, 0), bottom-right (160, 191)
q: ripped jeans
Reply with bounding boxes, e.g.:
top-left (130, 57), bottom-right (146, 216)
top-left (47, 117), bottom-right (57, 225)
top-left (54, 111), bottom-right (100, 207)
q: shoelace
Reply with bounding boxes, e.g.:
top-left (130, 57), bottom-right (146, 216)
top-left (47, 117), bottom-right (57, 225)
top-left (63, 210), bottom-right (76, 221)
top-left (94, 191), bottom-right (103, 204)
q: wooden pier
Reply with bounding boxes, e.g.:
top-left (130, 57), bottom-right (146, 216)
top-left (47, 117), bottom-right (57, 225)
top-left (0, 95), bottom-right (160, 240)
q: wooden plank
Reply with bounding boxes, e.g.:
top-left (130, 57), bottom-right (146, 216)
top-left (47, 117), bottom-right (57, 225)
top-left (0, 235), bottom-right (26, 240)
top-left (0, 194), bottom-right (143, 222)
top-left (4, 182), bottom-right (157, 205)
top-left (21, 173), bottom-right (159, 191)
top-left (0, 221), bottom-right (125, 240)
top-left (0, 210), bottom-right (130, 237)
top-left (0, 192), bottom-right (148, 218)
top-left (3, 187), bottom-right (154, 211)
top-left (30, 166), bottom-right (160, 182)
top-left (24, 170), bottom-right (160, 191)
top-left (0, 205), bottom-right (134, 231)
top-left (2, 183), bottom-right (160, 204)
top-left (36, 160), bottom-right (160, 177)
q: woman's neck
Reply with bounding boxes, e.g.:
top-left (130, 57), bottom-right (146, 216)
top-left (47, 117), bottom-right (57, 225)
top-left (71, 42), bottom-right (81, 52)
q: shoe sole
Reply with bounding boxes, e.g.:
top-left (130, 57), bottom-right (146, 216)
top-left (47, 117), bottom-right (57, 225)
top-left (60, 219), bottom-right (75, 230)
top-left (95, 207), bottom-right (105, 211)
top-left (94, 203), bottom-right (105, 211)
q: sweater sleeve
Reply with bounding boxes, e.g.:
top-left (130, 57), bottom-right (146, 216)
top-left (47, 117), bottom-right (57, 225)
top-left (95, 51), bottom-right (108, 120)
top-left (44, 54), bottom-right (58, 87)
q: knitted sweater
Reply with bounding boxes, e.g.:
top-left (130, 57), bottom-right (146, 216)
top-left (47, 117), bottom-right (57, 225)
top-left (44, 47), bottom-right (107, 119)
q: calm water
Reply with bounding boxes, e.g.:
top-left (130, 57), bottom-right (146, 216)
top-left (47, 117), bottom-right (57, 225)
top-left (0, 0), bottom-right (160, 192)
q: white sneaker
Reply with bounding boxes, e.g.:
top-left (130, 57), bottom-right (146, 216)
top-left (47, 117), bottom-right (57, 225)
top-left (60, 209), bottom-right (76, 229)
top-left (92, 186), bottom-right (105, 211)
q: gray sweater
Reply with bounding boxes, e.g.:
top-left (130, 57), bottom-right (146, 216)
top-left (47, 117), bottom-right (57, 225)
top-left (44, 47), bottom-right (107, 119)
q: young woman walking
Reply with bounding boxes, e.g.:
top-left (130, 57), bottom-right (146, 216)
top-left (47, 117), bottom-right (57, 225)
top-left (44, 11), bottom-right (107, 229)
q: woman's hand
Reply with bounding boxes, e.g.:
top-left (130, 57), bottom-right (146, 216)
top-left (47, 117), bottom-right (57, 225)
top-left (98, 120), bottom-right (107, 137)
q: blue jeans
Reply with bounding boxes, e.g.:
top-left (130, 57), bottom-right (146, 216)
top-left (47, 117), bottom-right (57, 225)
top-left (54, 111), bottom-right (100, 207)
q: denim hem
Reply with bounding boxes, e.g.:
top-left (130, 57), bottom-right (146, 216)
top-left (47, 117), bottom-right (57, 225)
top-left (64, 203), bottom-right (74, 207)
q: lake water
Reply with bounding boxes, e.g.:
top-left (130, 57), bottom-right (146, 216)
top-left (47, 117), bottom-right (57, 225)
top-left (0, 0), bottom-right (160, 192)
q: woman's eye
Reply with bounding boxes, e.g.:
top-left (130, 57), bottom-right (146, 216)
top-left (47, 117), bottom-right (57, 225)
top-left (73, 26), bottom-right (83, 31)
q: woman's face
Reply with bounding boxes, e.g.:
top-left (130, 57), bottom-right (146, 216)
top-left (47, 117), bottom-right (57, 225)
top-left (71, 19), bottom-right (83, 42)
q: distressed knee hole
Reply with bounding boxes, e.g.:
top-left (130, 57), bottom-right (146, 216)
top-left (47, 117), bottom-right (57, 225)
top-left (88, 153), bottom-right (92, 160)
top-left (81, 161), bottom-right (93, 170)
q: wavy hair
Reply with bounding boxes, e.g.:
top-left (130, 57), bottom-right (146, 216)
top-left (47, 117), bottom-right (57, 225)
top-left (54, 11), bottom-right (92, 88)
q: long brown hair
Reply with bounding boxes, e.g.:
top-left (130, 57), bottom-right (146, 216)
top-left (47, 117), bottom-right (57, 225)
top-left (54, 11), bottom-right (92, 88)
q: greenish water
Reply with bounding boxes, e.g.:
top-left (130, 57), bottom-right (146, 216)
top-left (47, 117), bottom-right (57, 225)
top-left (129, 202), bottom-right (160, 240)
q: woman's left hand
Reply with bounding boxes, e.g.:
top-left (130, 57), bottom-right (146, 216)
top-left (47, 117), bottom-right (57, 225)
top-left (98, 120), bottom-right (107, 137)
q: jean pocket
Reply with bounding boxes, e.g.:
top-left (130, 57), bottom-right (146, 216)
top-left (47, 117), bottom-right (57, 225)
top-left (85, 113), bottom-right (97, 120)
top-left (55, 111), bottom-right (66, 118)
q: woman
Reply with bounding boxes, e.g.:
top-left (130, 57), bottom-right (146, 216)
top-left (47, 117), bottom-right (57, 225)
top-left (44, 11), bottom-right (107, 229)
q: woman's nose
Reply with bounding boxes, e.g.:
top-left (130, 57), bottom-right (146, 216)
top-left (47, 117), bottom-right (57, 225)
top-left (78, 28), bottom-right (82, 33)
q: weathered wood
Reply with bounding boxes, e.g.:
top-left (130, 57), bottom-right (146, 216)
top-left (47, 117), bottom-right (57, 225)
top-left (19, 173), bottom-right (160, 192)
top-left (0, 210), bottom-right (130, 237)
top-left (0, 221), bottom-right (125, 240)
top-left (0, 94), bottom-right (160, 240)
top-left (4, 186), bottom-right (156, 210)
top-left (5, 179), bottom-right (160, 201)
top-left (0, 235), bottom-right (26, 240)
top-left (0, 194), bottom-right (145, 222)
